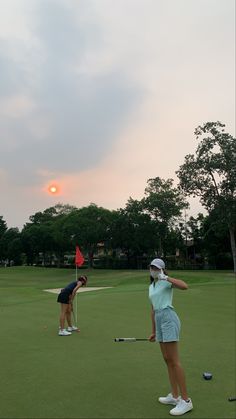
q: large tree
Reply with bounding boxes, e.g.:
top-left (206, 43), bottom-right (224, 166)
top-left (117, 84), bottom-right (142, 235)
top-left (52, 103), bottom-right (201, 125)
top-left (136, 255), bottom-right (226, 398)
top-left (202, 209), bottom-right (233, 269)
top-left (0, 227), bottom-right (22, 265)
top-left (65, 204), bottom-right (116, 267)
top-left (177, 121), bottom-right (236, 272)
top-left (142, 177), bottom-right (188, 256)
top-left (0, 216), bottom-right (8, 262)
top-left (110, 198), bottom-right (156, 268)
top-left (22, 204), bottom-right (78, 266)
top-left (0, 216), bottom-right (7, 237)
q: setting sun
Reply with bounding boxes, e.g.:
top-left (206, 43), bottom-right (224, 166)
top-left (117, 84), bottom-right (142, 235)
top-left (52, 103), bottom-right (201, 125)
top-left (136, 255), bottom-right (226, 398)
top-left (48, 184), bottom-right (59, 195)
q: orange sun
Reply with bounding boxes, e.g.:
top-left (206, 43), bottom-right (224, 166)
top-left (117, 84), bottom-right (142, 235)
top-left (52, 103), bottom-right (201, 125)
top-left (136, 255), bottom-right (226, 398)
top-left (48, 184), bottom-right (59, 194)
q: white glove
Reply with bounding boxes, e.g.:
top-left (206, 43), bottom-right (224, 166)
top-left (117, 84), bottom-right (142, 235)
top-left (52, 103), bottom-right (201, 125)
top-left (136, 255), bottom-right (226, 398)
top-left (157, 269), bottom-right (168, 281)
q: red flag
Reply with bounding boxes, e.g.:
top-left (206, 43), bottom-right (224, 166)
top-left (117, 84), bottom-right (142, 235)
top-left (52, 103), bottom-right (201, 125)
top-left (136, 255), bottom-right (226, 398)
top-left (75, 246), bottom-right (85, 267)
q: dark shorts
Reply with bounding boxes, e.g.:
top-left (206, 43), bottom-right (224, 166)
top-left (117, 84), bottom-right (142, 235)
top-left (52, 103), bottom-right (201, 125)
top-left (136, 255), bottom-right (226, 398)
top-left (57, 291), bottom-right (70, 304)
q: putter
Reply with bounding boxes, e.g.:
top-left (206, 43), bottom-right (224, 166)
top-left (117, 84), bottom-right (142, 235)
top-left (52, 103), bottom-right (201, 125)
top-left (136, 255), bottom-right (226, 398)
top-left (114, 338), bottom-right (148, 342)
top-left (71, 302), bottom-right (77, 327)
top-left (72, 309), bottom-right (76, 326)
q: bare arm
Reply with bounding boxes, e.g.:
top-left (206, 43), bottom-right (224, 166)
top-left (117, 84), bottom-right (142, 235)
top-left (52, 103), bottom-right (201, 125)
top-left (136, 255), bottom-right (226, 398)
top-left (149, 306), bottom-right (156, 342)
top-left (71, 281), bottom-right (83, 300)
top-left (167, 276), bottom-right (188, 290)
top-left (151, 306), bottom-right (155, 333)
top-left (159, 269), bottom-right (188, 290)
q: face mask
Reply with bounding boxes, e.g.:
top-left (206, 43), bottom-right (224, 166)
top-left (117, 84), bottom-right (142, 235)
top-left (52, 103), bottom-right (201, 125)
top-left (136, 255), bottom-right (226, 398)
top-left (150, 269), bottom-right (159, 279)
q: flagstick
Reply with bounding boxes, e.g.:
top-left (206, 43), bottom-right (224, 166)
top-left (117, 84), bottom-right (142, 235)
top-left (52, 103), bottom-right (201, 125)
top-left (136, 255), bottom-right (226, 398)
top-left (75, 245), bottom-right (85, 329)
top-left (75, 264), bottom-right (78, 326)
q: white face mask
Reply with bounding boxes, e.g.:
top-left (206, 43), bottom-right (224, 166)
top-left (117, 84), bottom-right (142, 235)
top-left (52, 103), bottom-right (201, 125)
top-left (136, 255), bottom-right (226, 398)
top-left (150, 269), bottom-right (159, 279)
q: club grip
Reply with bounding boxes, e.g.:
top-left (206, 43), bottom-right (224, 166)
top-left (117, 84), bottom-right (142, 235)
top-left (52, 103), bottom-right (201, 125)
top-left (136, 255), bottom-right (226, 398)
top-left (114, 338), bottom-right (136, 342)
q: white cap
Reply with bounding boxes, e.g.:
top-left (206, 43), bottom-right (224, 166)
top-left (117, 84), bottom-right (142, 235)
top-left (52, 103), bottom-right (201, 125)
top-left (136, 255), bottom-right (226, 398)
top-left (150, 258), bottom-right (165, 269)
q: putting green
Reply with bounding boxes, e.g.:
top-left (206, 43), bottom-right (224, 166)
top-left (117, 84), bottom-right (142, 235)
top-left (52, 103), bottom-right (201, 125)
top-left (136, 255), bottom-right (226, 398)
top-left (0, 268), bottom-right (235, 418)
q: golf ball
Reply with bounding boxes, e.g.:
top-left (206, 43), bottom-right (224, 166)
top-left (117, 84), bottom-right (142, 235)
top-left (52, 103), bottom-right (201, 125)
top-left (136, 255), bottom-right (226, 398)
top-left (203, 372), bottom-right (212, 380)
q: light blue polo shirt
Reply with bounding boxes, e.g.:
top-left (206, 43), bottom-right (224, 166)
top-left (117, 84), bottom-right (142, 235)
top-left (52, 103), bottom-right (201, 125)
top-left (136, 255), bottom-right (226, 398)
top-left (149, 280), bottom-right (174, 310)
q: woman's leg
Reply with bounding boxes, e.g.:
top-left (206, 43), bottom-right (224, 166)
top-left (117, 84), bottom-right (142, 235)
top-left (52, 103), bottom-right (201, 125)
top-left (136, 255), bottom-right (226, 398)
top-left (59, 304), bottom-right (68, 330)
top-left (66, 303), bottom-right (73, 327)
top-left (160, 342), bottom-right (188, 401)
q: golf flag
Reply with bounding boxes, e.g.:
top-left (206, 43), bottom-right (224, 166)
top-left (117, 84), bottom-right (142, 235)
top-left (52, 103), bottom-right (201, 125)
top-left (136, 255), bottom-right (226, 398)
top-left (75, 246), bottom-right (85, 267)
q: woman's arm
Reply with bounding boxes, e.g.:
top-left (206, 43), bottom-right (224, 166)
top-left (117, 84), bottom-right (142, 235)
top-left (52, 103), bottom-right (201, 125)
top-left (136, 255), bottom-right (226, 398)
top-left (167, 276), bottom-right (188, 290)
top-left (71, 281), bottom-right (83, 300)
top-left (149, 306), bottom-right (156, 342)
top-left (161, 269), bottom-right (188, 290)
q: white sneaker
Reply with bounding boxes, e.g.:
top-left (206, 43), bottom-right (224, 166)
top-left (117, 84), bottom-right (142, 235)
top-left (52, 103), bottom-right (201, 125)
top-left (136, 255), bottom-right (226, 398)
top-left (67, 326), bottom-right (80, 332)
top-left (170, 398), bottom-right (193, 416)
top-left (58, 329), bottom-right (71, 336)
top-left (158, 393), bottom-right (180, 405)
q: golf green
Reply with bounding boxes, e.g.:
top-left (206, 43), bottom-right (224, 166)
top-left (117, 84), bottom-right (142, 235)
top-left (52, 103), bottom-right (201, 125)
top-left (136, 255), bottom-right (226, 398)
top-left (0, 267), bottom-right (235, 418)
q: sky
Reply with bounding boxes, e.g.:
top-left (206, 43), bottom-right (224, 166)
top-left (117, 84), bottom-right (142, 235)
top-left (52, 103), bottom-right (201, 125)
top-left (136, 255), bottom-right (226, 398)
top-left (0, 0), bottom-right (235, 230)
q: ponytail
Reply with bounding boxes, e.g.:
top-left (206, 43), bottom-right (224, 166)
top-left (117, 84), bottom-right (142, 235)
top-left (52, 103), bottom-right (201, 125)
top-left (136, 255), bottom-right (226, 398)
top-left (150, 275), bottom-right (155, 286)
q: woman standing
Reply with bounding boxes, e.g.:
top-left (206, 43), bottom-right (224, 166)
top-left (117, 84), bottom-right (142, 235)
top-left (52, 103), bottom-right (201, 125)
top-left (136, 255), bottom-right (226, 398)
top-left (148, 258), bottom-right (193, 416)
top-left (57, 275), bottom-right (88, 336)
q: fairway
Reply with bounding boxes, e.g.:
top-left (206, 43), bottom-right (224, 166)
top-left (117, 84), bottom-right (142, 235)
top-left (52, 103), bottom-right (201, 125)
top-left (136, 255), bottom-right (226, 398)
top-left (0, 267), bottom-right (235, 419)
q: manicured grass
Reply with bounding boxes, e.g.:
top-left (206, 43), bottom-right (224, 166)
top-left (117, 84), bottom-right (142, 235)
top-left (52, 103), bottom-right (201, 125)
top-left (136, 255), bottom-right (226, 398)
top-left (0, 267), bottom-right (235, 418)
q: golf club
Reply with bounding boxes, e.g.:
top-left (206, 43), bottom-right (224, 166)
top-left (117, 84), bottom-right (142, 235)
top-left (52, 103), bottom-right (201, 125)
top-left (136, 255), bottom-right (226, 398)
top-left (71, 302), bottom-right (77, 327)
top-left (228, 397), bottom-right (236, 401)
top-left (114, 338), bottom-right (148, 342)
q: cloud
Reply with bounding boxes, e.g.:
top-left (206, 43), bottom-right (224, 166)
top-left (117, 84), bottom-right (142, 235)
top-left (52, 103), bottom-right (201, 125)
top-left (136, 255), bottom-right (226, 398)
top-left (0, 95), bottom-right (35, 118)
top-left (0, 0), bottom-right (145, 186)
top-left (0, 0), bottom-right (234, 229)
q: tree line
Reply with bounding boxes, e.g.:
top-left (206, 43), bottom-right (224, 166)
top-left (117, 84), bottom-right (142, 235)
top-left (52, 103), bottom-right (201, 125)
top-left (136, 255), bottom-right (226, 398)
top-left (0, 122), bottom-right (235, 271)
